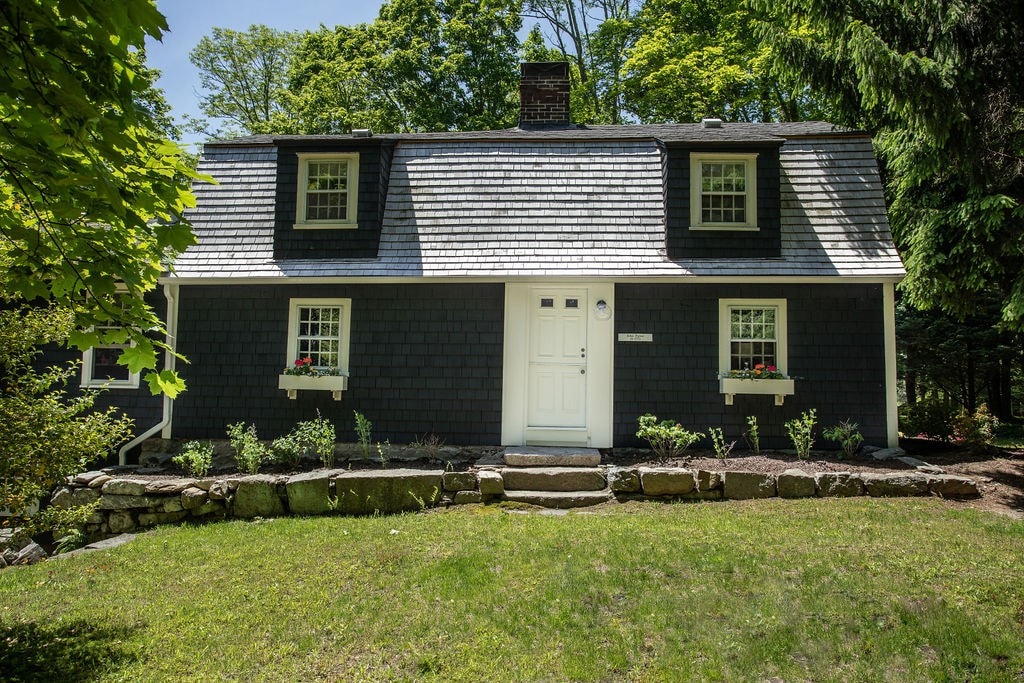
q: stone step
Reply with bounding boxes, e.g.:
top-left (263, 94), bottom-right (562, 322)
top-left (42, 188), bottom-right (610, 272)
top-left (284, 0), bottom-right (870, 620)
top-left (503, 489), bottom-right (614, 509)
top-left (500, 467), bottom-right (606, 492)
top-left (503, 446), bottom-right (601, 467)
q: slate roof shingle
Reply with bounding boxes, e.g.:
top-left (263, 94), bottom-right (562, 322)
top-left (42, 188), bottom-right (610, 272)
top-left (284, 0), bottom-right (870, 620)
top-left (173, 123), bottom-right (905, 280)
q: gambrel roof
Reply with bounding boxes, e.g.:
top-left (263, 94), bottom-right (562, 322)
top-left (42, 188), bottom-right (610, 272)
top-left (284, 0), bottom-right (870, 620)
top-left (173, 124), bottom-right (904, 281)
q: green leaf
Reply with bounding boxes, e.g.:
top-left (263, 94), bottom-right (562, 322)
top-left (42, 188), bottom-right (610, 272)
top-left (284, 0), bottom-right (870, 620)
top-left (118, 342), bottom-right (157, 373)
top-left (145, 370), bottom-right (185, 398)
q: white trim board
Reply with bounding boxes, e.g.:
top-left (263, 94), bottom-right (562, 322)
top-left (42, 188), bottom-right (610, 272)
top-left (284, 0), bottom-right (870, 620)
top-left (162, 275), bottom-right (905, 286)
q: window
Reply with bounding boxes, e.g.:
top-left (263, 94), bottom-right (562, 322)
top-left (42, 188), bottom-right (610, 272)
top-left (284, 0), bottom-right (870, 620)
top-left (690, 153), bottom-right (758, 231)
top-left (295, 153), bottom-right (359, 229)
top-left (286, 299), bottom-right (352, 373)
top-left (718, 299), bottom-right (787, 375)
top-left (81, 300), bottom-right (140, 389)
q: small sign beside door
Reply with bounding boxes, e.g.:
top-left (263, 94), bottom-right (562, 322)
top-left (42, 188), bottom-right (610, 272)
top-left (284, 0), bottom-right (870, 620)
top-left (618, 333), bottom-right (653, 342)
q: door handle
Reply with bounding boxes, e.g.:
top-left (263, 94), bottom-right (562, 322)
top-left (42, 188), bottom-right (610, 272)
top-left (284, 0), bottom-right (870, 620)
top-left (580, 368), bottom-right (586, 374)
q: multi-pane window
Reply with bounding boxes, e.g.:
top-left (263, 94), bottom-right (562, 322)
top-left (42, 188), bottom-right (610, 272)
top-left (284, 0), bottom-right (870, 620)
top-left (728, 307), bottom-right (777, 371)
top-left (295, 154), bottom-right (359, 227)
top-left (305, 161), bottom-right (349, 221)
top-left (690, 153), bottom-right (758, 230)
top-left (81, 299), bottom-right (140, 388)
top-left (287, 298), bottom-right (352, 373)
top-left (296, 305), bottom-right (343, 369)
top-left (701, 162), bottom-right (746, 224)
top-left (718, 299), bottom-right (788, 377)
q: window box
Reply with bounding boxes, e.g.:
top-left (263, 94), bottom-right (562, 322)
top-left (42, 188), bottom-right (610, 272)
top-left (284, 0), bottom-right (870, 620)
top-left (278, 374), bottom-right (349, 401)
top-left (719, 377), bottom-right (795, 406)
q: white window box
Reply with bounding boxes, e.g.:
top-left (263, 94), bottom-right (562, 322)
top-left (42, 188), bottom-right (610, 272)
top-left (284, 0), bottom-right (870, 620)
top-left (719, 377), bottom-right (795, 406)
top-left (278, 374), bottom-right (349, 401)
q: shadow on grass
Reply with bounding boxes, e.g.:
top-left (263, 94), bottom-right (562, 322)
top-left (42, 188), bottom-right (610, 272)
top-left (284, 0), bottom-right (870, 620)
top-left (0, 618), bottom-right (137, 682)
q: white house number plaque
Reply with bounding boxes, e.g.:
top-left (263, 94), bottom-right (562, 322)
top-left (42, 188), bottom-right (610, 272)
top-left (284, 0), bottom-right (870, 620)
top-left (617, 333), bottom-right (653, 342)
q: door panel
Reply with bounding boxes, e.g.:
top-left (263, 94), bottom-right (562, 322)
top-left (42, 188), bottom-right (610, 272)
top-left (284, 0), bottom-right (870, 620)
top-left (527, 290), bottom-right (587, 428)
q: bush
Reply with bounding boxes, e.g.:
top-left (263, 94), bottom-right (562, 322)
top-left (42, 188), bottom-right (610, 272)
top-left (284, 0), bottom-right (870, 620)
top-left (226, 422), bottom-right (268, 474)
top-left (899, 398), bottom-right (957, 441)
top-left (952, 404), bottom-right (999, 450)
top-left (0, 304), bottom-right (133, 540)
top-left (272, 412), bottom-right (337, 469)
top-left (708, 427), bottom-right (735, 460)
top-left (822, 420), bottom-right (864, 459)
top-left (636, 414), bottom-right (704, 461)
top-left (785, 409), bottom-right (817, 460)
top-left (172, 441), bottom-right (213, 477)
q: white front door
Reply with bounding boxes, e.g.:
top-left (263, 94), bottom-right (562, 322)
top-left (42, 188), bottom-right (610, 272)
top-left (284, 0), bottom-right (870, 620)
top-left (527, 289), bottom-right (588, 429)
top-left (501, 282), bottom-right (614, 447)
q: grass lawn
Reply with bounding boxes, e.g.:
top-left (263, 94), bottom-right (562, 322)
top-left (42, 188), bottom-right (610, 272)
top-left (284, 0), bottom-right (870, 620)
top-left (2, 498), bottom-right (1023, 682)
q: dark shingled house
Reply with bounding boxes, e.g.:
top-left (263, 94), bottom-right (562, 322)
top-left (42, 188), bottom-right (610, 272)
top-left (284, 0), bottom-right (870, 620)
top-left (96, 63), bottom-right (904, 459)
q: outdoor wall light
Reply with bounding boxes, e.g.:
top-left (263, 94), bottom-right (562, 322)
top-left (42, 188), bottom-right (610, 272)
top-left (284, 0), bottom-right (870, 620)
top-left (594, 299), bottom-right (611, 320)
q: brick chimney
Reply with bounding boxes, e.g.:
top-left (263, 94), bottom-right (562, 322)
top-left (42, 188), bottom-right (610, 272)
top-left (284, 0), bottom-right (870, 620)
top-left (519, 62), bottom-right (571, 128)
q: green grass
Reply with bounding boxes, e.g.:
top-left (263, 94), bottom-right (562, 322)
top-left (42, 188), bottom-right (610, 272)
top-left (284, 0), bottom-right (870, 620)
top-left (2, 499), bottom-right (1023, 682)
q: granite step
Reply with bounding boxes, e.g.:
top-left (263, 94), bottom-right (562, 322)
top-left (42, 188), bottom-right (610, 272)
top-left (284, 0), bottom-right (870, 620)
top-left (500, 467), bottom-right (606, 492)
top-left (502, 446), bottom-right (601, 468)
top-left (502, 489), bottom-right (614, 509)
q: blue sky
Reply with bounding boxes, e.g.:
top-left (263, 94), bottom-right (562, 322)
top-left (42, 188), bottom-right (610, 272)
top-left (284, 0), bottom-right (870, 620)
top-left (146, 0), bottom-right (386, 148)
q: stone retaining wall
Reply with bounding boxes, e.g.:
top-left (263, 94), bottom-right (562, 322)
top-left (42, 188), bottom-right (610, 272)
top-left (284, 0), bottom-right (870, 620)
top-left (49, 467), bottom-right (980, 541)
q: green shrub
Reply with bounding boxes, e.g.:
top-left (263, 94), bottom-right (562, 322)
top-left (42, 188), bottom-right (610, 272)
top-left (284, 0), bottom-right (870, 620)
top-left (353, 410), bottom-right (372, 458)
top-left (0, 304), bottom-right (132, 540)
top-left (636, 414), bottom-right (704, 461)
top-left (172, 440), bottom-right (214, 477)
top-left (744, 415), bottom-right (760, 455)
top-left (708, 427), bottom-right (735, 460)
top-left (822, 420), bottom-right (863, 459)
top-left (226, 422), bottom-right (268, 474)
top-left (899, 398), bottom-right (957, 441)
top-left (272, 412), bottom-right (337, 469)
top-left (952, 404), bottom-right (999, 450)
top-left (785, 409), bottom-right (817, 460)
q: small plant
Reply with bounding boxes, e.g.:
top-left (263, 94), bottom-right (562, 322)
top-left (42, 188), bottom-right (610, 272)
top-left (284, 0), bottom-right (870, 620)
top-left (823, 420), bottom-right (864, 459)
top-left (353, 410), bottom-right (373, 458)
top-left (744, 415), bottom-right (760, 455)
top-left (172, 440), bottom-right (214, 477)
top-left (377, 440), bottom-right (391, 469)
top-left (784, 409), bottom-right (817, 460)
top-left (282, 356), bottom-right (344, 377)
top-left (411, 432), bottom-right (445, 458)
top-left (952, 404), bottom-right (999, 450)
top-left (226, 421), bottom-right (269, 474)
top-left (271, 414), bottom-right (337, 469)
top-left (708, 427), bottom-right (735, 461)
top-left (636, 414), bottom-right (704, 461)
top-left (725, 363), bottom-right (786, 380)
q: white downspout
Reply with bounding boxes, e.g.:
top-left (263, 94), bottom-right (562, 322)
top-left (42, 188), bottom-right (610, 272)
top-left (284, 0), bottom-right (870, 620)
top-left (118, 281), bottom-right (179, 465)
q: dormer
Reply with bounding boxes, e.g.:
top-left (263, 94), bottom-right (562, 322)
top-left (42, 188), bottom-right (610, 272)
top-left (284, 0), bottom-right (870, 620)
top-left (664, 129), bottom-right (784, 259)
top-left (273, 136), bottom-right (394, 260)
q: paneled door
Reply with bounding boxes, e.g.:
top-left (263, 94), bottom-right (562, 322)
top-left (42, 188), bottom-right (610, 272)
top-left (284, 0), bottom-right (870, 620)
top-left (526, 289), bottom-right (588, 429)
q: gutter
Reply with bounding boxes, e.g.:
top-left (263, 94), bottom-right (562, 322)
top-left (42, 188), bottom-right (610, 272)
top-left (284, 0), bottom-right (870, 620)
top-left (118, 281), bottom-right (179, 466)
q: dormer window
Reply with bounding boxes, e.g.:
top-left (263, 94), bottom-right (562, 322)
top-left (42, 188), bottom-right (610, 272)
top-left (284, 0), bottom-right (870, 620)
top-left (295, 153), bottom-right (359, 229)
top-left (689, 153), bottom-right (758, 231)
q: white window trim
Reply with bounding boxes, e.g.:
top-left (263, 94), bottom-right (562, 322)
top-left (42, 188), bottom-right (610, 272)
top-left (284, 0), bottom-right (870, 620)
top-left (717, 298), bottom-right (788, 376)
top-left (294, 153), bottom-right (360, 230)
top-left (81, 343), bottom-right (141, 389)
top-left (690, 152), bottom-right (759, 231)
top-left (285, 298), bottom-right (352, 374)
top-left (80, 288), bottom-right (141, 390)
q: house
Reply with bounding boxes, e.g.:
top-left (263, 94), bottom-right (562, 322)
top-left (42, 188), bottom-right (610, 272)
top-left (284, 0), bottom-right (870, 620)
top-left (90, 62), bottom-right (904, 460)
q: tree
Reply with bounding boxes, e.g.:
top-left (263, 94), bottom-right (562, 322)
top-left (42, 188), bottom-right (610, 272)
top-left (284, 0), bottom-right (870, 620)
top-left (523, 0), bottom-right (640, 124)
top-left (0, 0), bottom-right (199, 396)
top-left (753, 0), bottom-right (1024, 332)
top-left (187, 24), bottom-right (298, 138)
top-left (289, 0), bottom-right (523, 134)
top-left (621, 0), bottom-right (832, 122)
top-left (0, 305), bottom-right (133, 538)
